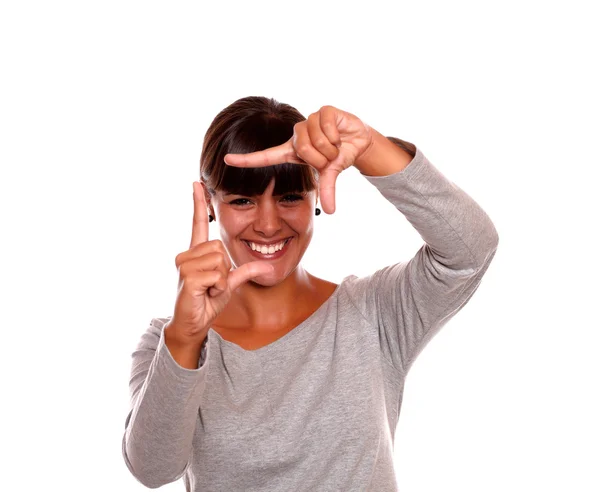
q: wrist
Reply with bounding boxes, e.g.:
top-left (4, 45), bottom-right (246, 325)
top-left (164, 325), bottom-right (205, 370)
top-left (354, 129), bottom-right (415, 177)
top-left (164, 321), bottom-right (205, 347)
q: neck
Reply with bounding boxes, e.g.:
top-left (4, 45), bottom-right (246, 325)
top-left (226, 265), bottom-right (315, 331)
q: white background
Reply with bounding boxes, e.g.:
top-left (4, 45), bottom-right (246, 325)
top-left (1, 0), bottom-right (598, 490)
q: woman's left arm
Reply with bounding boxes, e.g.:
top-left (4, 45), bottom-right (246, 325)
top-left (349, 133), bottom-right (499, 375)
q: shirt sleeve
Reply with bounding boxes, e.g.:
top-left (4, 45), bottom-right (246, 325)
top-left (344, 139), bottom-right (499, 375)
top-left (121, 317), bottom-right (210, 488)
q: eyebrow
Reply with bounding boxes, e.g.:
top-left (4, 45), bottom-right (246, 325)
top-left (223, 192), bottom-right (258, 197)
top-left (223, 191), bottom-right (305, 197)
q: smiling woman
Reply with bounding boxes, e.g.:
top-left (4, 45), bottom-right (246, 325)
top-left (122, 95), bottom-right (499, 491)
top-left (191, 97), bottom-right (335, 318)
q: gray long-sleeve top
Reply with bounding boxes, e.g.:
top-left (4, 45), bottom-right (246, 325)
top-left (122, 141), bottom-right (499, 491)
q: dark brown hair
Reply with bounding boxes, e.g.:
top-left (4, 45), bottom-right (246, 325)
top-left (200, 96), bottom-right (319, 199)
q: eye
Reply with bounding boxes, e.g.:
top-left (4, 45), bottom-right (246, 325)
top-left (281, 194), bottom-right (304, 203)
top-left (229, 194), bottom-right (304, 206)
top-left (230, 198), bottom-right (252, 206)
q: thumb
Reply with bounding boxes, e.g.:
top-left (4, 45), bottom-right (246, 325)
top-left (227, 261), bottom-right (276, 291)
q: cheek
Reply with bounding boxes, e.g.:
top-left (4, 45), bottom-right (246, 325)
top-left (216, 211), bottom-right (246, 236)
top-left (287, 217), bottom-right (313, 237)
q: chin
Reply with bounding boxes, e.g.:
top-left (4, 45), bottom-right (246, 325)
top-left (248, 278), bottom-right (276, 287)
top-left (247, 264), bottom-right (295, 287)
top-left (247, 275), bottom-right (280, 288)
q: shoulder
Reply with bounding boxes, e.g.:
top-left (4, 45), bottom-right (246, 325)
top-left (133, 317), bottom-right (172, 352)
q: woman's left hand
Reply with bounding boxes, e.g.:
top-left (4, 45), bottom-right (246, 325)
top-left (223, 105), bottom-right (374, 215)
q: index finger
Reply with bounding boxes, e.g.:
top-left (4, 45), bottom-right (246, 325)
top-left (224, 139), bottom-right (303, 168)
top-left (190, 181), bottom-right (209, 248)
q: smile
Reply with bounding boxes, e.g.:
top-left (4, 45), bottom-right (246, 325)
top-left (242, 238), bottom-right (292, 259)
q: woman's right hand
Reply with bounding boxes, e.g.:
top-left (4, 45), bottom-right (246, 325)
top-left (165, 181), bottom-right (275, 348)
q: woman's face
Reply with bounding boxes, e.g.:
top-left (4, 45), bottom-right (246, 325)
top-left (204, 177), bottom-right (317, 286)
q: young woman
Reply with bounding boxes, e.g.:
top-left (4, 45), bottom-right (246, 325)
top-left (122, 96), bottom-right (499, 491)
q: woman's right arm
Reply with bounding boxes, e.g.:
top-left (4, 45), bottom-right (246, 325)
top-left (121, 317), bottom-right (209, 489)
top-left (122, 181), bottom-right (275, 487)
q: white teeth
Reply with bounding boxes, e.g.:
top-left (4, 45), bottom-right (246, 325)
top-left (247, 239), bottom-right (288, 254)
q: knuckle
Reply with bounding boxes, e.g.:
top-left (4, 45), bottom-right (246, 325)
top-left (322, 120), bottom-right (334, 131)
top-left (185, 277), bottom-right (202, 294)
top-left (298, 142), bottom-right (312, 155)
top-left (314, 136), bottom-right (328, 148)
top-left (220, 253), bottom-right (230, 269)
top-left (181, 277), bottom-right (194, 293)
top-left (216, 272), bottom-right (227, 287)
top-left (216, 244), bottom-right (231, 264)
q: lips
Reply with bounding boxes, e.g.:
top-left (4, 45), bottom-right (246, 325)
top-left (242, 237), bottom-right (293, 259)
top-left (242, 237), bottom-right (292, 247)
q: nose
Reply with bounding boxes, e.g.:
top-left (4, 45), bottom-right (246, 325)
top-left (252, 177), bottom-right (283, 237)
top-left (253, 199), bottom-right (283, 237)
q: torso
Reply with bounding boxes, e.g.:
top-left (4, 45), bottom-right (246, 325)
top-left (211, 278), bottom-right (339, 351)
